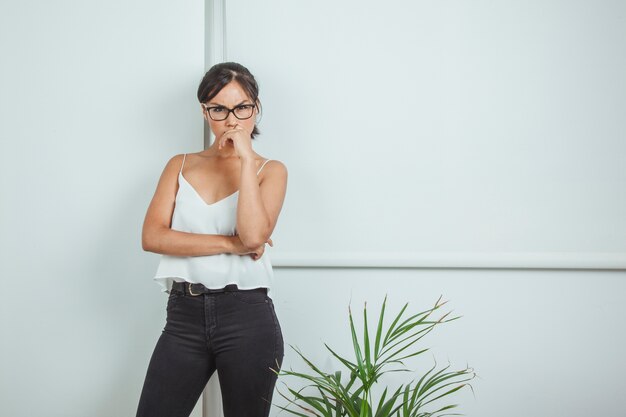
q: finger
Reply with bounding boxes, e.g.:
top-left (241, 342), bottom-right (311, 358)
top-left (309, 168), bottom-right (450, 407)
top-left (227, 127), bottom-right (245, 137)
top-left (220, 131), bottom-right (231, 144)
top-left (223, 126), bottom-right (241, 136)
top-left (267, 238), bottom-right (273, 247)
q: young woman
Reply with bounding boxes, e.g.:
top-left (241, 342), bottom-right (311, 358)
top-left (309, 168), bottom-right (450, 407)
top-left (136, 62), bottom-right (288, 417)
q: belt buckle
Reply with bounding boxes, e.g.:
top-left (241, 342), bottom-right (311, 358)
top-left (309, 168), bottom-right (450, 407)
top-left (188, 282), bottom-right (202, 296)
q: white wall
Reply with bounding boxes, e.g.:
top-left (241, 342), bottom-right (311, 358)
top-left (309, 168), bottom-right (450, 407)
top-left (229, 0), bottom-right (626, 268)
top-left (217, 1), bottom-right (626, 416)
top-left (0, 1), bottom-right (204, 416)
top-left (271, 267), bottom-right (626, 417)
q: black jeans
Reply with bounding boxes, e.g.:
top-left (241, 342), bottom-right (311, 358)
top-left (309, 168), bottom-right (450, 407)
top-left (136, 286), bottom-right (284, 417)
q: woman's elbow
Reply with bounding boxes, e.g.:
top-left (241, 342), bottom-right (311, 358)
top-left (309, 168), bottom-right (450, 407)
top-left (240, 226), bottom-right (271, 249)
top-left (142, 234), bottom-right (154, 252)
top-left (240, 234), bottom-right (266, 250)
top-left (142, 227), bottom-right (162, 253)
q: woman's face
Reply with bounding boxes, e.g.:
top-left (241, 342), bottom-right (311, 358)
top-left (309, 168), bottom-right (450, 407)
top-left (202, 80), bottom-right (258, 141)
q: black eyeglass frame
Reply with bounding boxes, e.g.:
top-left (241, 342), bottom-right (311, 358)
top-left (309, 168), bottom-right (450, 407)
top-left (201, 103), bottom-right (257, 121)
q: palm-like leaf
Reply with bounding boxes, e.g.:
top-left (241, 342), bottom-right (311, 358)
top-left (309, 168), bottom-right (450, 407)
top-left (275, 296), bottom-right (475, 417)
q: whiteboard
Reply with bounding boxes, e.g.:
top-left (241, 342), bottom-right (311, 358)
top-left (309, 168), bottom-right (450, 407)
top-left (224, 0), bottom-right (626, 269)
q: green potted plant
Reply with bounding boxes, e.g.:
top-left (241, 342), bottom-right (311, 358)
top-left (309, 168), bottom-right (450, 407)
top-left (271, 295), bottom-right (475, 417)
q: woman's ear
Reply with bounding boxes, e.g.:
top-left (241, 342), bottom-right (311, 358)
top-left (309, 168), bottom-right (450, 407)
top-left (200, 104), bottom-right (209, 122)
top-left (255, 99), bottom-right (263, 124)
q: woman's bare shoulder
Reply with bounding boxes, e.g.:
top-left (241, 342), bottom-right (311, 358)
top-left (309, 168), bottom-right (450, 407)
top-left (258, 156), bottom-right (287, 172)
top-left (257, 158), bottom-right (287, 185)
top-left (157, 153), bottom-right (182, 171)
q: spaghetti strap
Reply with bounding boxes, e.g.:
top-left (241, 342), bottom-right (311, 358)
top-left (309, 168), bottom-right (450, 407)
top-left (256, 159), bottom-right (272, 175)
top-left (180, 153), bottom-right (187, 173)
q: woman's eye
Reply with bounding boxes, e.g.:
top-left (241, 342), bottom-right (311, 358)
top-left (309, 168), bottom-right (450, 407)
top-left (237, 105), bottom-right (253, 110)
top-left (213, 107), bottom-right (225, 112)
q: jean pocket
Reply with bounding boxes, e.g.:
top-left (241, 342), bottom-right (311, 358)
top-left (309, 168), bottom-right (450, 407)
top-left (228, 290), bottom-right (268, 305)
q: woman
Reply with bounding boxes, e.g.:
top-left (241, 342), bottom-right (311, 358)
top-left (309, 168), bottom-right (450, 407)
top-left (136, 62), bottom-right (288, 417)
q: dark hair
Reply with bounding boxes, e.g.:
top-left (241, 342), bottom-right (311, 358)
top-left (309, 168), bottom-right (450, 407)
top-left (197, 62), bottom-right (261, 139)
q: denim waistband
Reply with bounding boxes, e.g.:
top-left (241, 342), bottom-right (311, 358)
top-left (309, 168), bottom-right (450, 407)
top-left (171, 282), bottom-right (267, 296)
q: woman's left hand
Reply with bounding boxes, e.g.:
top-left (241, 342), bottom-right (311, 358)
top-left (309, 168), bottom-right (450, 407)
top-left (219, 124), bottom-right (255, 159)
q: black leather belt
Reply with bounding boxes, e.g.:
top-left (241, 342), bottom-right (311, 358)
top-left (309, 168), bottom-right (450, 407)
top-left (171, 282), bottom-right (267, 296)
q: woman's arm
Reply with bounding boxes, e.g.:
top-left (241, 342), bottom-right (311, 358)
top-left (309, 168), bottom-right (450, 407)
top-left (143, 229), bottom-right (237, 257)
top-left (142, 154), bottom-right (245, 257)
top-left (236, 157), bottom-right (288, 249)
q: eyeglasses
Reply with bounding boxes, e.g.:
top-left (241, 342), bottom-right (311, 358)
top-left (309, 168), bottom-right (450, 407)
top-left (201, 103), bottom-right (256, 121)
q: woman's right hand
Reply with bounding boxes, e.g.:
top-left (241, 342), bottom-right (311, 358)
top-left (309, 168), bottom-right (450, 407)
top-left (230, 235), bottom-right (273, 260)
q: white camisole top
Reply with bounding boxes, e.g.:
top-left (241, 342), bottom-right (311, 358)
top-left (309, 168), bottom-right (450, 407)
top-left (153, 153), bottom-right (275, 298)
